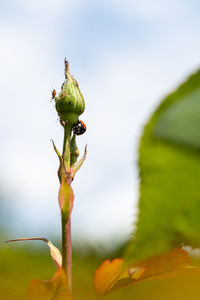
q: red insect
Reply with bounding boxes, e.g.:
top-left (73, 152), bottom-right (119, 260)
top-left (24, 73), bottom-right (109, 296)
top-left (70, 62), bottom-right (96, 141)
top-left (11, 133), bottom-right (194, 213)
top-left (72, 120), bottom-right (87, 135)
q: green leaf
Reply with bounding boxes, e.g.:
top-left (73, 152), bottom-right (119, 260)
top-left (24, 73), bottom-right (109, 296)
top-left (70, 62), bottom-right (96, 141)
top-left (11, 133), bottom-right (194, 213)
top-left (155, 88), bottom-right (200, 149)
top-left (125, 70), bottom-right (200, 264)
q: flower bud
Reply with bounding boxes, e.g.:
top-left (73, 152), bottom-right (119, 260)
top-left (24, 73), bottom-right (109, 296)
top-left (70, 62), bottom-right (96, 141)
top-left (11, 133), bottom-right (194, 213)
top-left (55, 60), bottom-right (85, 124)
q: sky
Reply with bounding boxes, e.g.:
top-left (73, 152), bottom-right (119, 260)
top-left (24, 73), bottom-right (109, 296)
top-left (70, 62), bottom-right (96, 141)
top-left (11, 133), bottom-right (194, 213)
top-left (0, 0), bottom-right (200, 249)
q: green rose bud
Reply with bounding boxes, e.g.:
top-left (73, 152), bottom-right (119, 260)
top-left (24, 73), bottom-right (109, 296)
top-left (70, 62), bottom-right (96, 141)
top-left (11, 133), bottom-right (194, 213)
top-left (55, 59), bottom-right (85, 124)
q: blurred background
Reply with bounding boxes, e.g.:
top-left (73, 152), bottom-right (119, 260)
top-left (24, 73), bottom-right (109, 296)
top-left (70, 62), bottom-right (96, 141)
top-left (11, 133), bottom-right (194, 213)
top-left (0, 0), bottom-right (200, 299)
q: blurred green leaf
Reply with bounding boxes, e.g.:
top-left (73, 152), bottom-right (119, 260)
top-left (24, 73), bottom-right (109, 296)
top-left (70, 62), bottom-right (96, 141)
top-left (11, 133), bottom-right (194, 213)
top-left (126, 70), bottom-right (200, 263)
top-left (155, 88), bottom-right (200, 149)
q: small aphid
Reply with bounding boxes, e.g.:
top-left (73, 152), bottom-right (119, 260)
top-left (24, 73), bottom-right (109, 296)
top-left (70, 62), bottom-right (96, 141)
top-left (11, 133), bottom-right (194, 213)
top-left (72, 120), bottom-right (86, 135)
top-left (60, 120), bottom-right (66, 127)
top-left (52, 89), bottom-right (56, 99)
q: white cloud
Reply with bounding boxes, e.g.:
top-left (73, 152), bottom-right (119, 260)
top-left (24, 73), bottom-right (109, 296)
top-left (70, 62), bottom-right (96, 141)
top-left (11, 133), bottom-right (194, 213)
top-left (18, 0), bottom-right (75, 15)
top-left (102, 0), bottom-right (189, 20)
top-left (16, 0), bottom-right (189, 22)
top-left (72, 178), bottom-right (138, 242)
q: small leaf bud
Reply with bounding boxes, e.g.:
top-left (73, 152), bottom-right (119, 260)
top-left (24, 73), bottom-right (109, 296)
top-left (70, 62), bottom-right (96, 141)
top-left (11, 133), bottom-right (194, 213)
top-left (70, 134), bottom-right (79, 167)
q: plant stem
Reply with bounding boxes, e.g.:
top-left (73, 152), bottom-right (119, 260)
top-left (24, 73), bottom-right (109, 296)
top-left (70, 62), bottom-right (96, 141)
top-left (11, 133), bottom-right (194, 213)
top-left (62, 122), bottom-right (72, 170)
top-left (62, 214), bottom-right (72, 292)
top-left (61, 122), bottom-right (73, 292)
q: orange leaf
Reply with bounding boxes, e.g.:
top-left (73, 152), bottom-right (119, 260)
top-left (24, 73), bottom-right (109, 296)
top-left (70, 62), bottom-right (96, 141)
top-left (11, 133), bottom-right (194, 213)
top-left (94, 247), bottom-right (199, 297)
top-left (27, 269), bottom-right (72, 300)
top-left (94, 258), bottom-right (124, 296)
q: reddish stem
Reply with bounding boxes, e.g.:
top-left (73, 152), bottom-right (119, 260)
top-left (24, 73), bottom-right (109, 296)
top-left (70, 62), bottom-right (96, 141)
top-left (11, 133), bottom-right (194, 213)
top-left (62, 214), bottom-right (72, 293)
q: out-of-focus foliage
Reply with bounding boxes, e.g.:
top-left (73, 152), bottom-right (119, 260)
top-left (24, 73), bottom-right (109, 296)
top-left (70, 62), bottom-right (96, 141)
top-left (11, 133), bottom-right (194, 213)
top-left (0, 245), bottom-right (54, 299)
top-left (5, 237), bottom-right (62, 269)
top-left (155, 88), bottom-right (200, 149)
top-left (94, 247), bottom-right (199, 298)
top-left (126, 70), bottom-right (200, 263)
top-left (27, 269), bottom-right (72, 300)
top-left (0, 242), bottom-right (121, 300)
top-left (104, 269), bottom-right (200, 300)
top-left (2, 243), bottom-right (200, 300)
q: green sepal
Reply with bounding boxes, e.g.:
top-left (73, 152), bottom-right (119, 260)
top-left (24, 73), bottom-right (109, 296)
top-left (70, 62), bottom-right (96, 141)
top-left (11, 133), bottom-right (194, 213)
top-left (51, 139), bottom-right (62, 183)
top-left (72, 144), bottom-right (87, 179)
top-left (51, 139), bottom-right (62, 160)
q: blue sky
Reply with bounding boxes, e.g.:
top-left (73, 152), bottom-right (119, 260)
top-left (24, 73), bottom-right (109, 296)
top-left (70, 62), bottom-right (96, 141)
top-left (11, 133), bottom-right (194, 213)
top-left (1, 0), bottom-right (200, 249)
